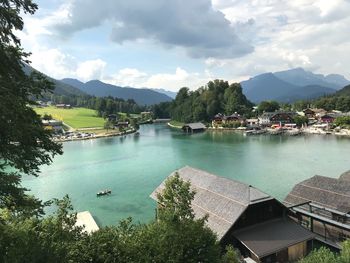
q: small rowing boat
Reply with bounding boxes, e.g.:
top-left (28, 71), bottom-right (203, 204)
top-left (97, 189), bottom-right (111, 197)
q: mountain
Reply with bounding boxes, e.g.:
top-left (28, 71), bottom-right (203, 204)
top-left (151, 88), bottom-right (177, 99)
top-left (240, 68), bottom-right (348, 103)
top-left (241, 73), bottom-right (299, 103)
top-left (274, 68), bottom-right (349, 90)
top-left (276, 85), bottom-right (336, 102)
top-left (335, 84), bottom-right (350, 96)
top-left (61, 79), bottom-right (173, 105)
top-left (23, 65), bottom-right (87, 97)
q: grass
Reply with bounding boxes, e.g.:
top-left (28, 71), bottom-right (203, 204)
top-left (34, 106), bottom-right (105, 129)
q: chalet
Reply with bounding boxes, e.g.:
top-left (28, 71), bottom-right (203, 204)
top-left (284, 171), bottom-right (350, 249)
top-left (42, 119), bottom-right (63, 133)
top-left (319, 114), bottom-right (335, 123)
top-left (115, 121), bottom-right (129, 128)
top-left (151, 167), bottom-right (315, 263)
top-left (107, 114), bottom-right (118, 122)
top-left (56, 104), bottom-right (72, 109)
top-left (182, 123), bottom-right (206, 133)
top-left (212, 113), bottom-right (244, 127)
top-left (246, 118), bottom-right (259, 128)
top-left (212, 113), bottom-right (225, 127)
top-left (258, 112), bottom-right (295, 126)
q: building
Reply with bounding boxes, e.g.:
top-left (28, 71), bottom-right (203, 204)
top-left (258, 112), bottom-right (295, 126)
top-left (284, 171), bottom-right (350, 249)
top-left (107, 114), bottom-right (118, 122)
top-left (246, 118), bottom-right (259, 128)
top-left (182, 123), bottom-right (206, 133)
top-left (115, 121), bottom-right (129, 129)
top-left (319, 114), bottom-right (335, 123)
top-left (42, 119), bottom-right (63, 133)
top-left (212, 113), bottom-right (244, 127)
top-left (151, 166), bottom-right (315, 263)
top-left (56, 104), bottom-right (72, 109)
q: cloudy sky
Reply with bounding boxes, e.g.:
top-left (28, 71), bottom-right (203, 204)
top-left (19, 0), bottom-right (350, 91)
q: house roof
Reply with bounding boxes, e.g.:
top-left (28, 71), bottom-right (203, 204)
top-left (339, 170), bottom-right (350, 182)
top-left (284, 175), bottom-right (350, 213)
top-left (182, 122), bottom-right (206, 130)
top-left (234, 218), bottom-right (315, 258)
top-left (150, 166), bottom-right (272, 239)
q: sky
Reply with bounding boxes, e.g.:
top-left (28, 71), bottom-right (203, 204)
top-left (18, 0), bottom-right (350, 92)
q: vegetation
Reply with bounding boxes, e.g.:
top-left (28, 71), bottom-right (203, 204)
top-left (0, 0), bottom-right (62, 215)
top-left (153, 80), bottom-right (253, 122)
top-left (35, 106), bottom-right (105, 128)
top-left (299, 240), bottom-right (350, 263)
top-left (257, 100), bottom-right (280, 113)
top-left (334, 116), bottom-right (350, 128)
top-left (293, 115), bottom-right (309, 127)
top-left (50, 94), bottom-right (144, 117)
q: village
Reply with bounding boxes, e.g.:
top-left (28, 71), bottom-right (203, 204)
top-left (209, 108), bottom-right (350, 137)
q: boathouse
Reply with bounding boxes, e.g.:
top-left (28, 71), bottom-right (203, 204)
top-left (151, 166), bottom-right (314, 263)
top-left (284, 171), bottom-right (350, 249)
top-left (182, 122), bottom-right (206, 133)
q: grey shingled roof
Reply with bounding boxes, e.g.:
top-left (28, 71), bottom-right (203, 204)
top-left (150, 166), bottom-right (272, 239)
top-left (182, 122), bottom-right (206, 130)
top-left (339, 170), bottom-right (350, 182)
top-left (284, 175), bottom-right (350, 213)
top-left (234, 218), bottom-right (315, 258)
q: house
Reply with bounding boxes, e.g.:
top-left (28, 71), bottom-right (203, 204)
top-left (246, 118), bottom-right (259, 128)
top-left (182, 123), bottom-right (206, 133)
top-left (284, 171), bottom-right (350, 249)
top-left (212, 113), bottom-right (225, 127)
top-left (107, 114), bottom-right (118, 122)
top-left (115, 121), bottom-right (129, 129)
top-left (42, 119), bottom-right (63, 133)
top-left (258, 112), bottom-right (295, 126)
top-left (151, 166), bottom-right (315, 263)
top-left (319, 114), bottom-right (335, 123)
top-left (141, 111), bottom-right (153, 119)
top-left (212, 113), bottom-right (244, 127)
top-left (56, 104), bottom-right (72, 109)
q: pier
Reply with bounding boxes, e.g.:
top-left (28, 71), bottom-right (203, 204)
top-left (75, 211), bottom-right (99, 234)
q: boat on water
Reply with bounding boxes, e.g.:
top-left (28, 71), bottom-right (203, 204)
top-left (97, 189), bottom-right (111, 197)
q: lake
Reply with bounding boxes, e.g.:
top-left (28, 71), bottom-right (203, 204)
top-left (22, 124), bottom-right (350, 226)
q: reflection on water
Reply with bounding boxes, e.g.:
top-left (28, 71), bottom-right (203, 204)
top-left (22, 124), bottom-right (350, 226)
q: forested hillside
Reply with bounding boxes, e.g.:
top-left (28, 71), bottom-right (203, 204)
top-left (156, 80), bottom-right (253, 123)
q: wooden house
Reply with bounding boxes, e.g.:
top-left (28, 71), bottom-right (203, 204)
top-left (319, 114), bottom-right (335, 123)
top-left (182, 123), bottom-right (206, 133)
top-left (115, 121), bottom-right (129, 129)
top-left (258, 112), bottom-right (295, 126)
top-left (284, 171), bottom-right (350, 249)
top-left (212, 113), bottom-right (225, 127)
top-left (151, 167), bottom-right (314, 263)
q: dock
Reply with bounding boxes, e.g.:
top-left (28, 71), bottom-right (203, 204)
top-left (75, 211), bottom-right (99, 234)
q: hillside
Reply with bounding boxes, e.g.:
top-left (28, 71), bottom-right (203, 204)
top-left (276, 85), bottom-right (336, 102)
top-left (335, 84), bottom-right (350, 96)
top-left (152, 88), bottom-right (177, 99)
top-left (23, 64), bottom-right (87, 97)
top-left (61, 79), bottom-right (173, 105)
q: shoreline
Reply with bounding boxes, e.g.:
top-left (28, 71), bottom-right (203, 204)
top-left (167, 122), bottom-right (183, 129)
top-left (207, 127), bottom-right (350, 138)
top-left (54, 128), bottom-right (137, 143)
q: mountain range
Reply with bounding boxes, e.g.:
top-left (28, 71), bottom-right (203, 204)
top-left (60, 78), bottom-right (173, 105)
top-left (241, 68), bottom-right (350, 103)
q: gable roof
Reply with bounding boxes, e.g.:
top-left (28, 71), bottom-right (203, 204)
top-left (340, 170), bottom-right (350, 182)
top-left (284, 175), bottom-right (350, 213)
top-left (150, 166), bottom-right (272, 239)
top-left (182, 122), bottom-right (206, 130)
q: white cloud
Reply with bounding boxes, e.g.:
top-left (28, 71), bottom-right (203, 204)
top-left (76, 59), bottom-right (106, 81)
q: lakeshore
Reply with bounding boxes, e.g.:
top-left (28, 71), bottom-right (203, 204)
top-left (23, 123), bottom-right (350, 226)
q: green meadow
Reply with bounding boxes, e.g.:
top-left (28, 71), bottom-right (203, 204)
top-left (34, 106), bottom-right (105, 129)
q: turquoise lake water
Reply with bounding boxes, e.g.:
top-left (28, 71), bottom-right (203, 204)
top-left (22, 124), bottom-right (350, 226)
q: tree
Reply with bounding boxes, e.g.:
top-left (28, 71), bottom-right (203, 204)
top-left (298, 247), bottom-right (337, 263)
top-left (221, 245), bottom-right (242, 263)
top-left (257, 101), bottom-right (280, 113)
top-left (0, 0), bottom-right (62, 215)
top-left (156, 172), bottom-right (195, 221)
top-left (293, 115), bottom-right (309, 127)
